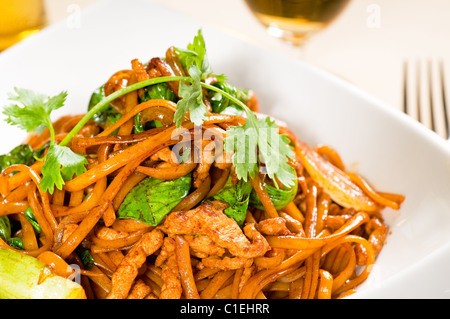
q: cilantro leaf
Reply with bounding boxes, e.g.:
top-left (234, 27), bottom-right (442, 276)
top-left (40, 144), bottom-right (88, 193)
top-left (2, 88), bottom-right (87, 194)
top-left (176, 29), bottom-right (226, 82)
top-left (0, 30), bottom-right (296, 192)
top-left (224, 117), bottom-right (258, 181)
top-left (225, 111), bottom-right (296, 187)
top-left (176, 29), bottom-right (212, 77)
top-left (255, 116), bottom-right (296, 187)
top-left (174, 64), bottom-right (207, 127)
top-left (3, 88), bottom-right (67, 133)
top-left (207, 81), bottom-right (249, 115)
top-left (174, 29), bottom-right (234, 127)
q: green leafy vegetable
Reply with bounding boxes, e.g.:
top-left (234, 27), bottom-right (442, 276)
top-left (40, 144), bottom-right (88, 192)
top-left (0, 216), bottom-right (22, 249)
top-left (88, 85), bottom-right (121, 126)
top-left (2, 88), bottom-right (88, 193)
top-left (174, 30), bottom-right (295, 189)
top-left (7, 238), bottom-right (24, 250)
top-left (176, 29), bottom-right (212, 79)
top-left (61, 75), bottom-right (187, 147)
top-left (224, 121), bottom-right (258, 183)
top-left (76, 247), bottom-right (94, 270)
top-left (133, 114), bottom-right (145, 134)
top-left (24, 207), bottom-right (41, 235)
top-left (134, 82), bottom-right (175, 133)
top-left (133, 113), bottom-right (163, 134)
top-left (117, 174), bottom-right (192, 226)
top-left (208, 173), bottom-right (253, 226)
top-left (1, 30), bottom-right (296, 192)
top-left (0, 216), bottom-right (11, 243)
top-left (174, 64), bottom-right (207, 127)
top-left (249, 167), bottom-right (298, 210)
top-left (140, 82), bottom-right (178, 103)
top-left (224, 113), bottom-right (296, 187)
top-left (3, 88), bottom-right (64, 133)
top-left (173, 29), bottom-right (226, 126)
top-left (0, 144), bottom-right (46, 173)
top-left (207, 81), bottom-right (249, 115)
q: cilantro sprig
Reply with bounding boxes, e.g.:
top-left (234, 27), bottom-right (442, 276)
top-left (3, 88), bottom-right (88, 193)
top-left (174, 64), bottom-right (207, 126)
top-left (202, 83), bottom-right (296, 188)
top-left (1, 30), bottom-right (296, 192)
top-left (173, 30), bottom-right (295, 186)
top-left (173, 29), bottom-right (225, 127)
top-left (176, 29), bottom-right (214, 79)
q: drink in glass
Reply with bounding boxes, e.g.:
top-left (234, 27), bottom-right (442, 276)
top-left (244, 0), bottom-right (350, 46)
top-left (0, 0), bottom-right (46, 51)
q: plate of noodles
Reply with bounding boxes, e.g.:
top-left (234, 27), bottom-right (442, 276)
top-left (0, 0), bottom-right (449, 300)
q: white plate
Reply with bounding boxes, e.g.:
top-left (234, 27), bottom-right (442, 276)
top-left (0, 0), bottom-right (449, 299)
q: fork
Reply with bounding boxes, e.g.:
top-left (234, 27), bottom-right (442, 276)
top-left (402, 59), bottom-right (449, 140)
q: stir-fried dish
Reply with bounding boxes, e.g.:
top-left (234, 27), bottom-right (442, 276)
top-left (0, 31), bottom-right (404, 299)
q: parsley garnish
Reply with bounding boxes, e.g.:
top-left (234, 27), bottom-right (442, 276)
top-left (2, 88), bottom-right (87, 193)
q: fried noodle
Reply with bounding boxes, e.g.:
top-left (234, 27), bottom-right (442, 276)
top-left (0, 44), bottom-right (405, 299)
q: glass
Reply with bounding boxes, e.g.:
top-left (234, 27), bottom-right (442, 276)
top-left (244, 0), bottom-right (350, 47)
top-left (0, 0), bottom-right (47, 51)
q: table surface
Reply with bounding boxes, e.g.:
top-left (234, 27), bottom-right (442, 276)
top-left (40, 0), bottom-right (450, 139)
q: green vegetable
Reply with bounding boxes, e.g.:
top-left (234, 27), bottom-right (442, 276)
top-left (207, 81), bottom-right (249, 115)
top-left (76, 247), bottom-right (94, 270)
top-left (117, 174), bottom-right (192, 226)
top-left (133, 113), bottom-right (145, 133)
top-left (224, 112), bottom-right (296, 188)
top-left (208, 174), bottom-right (253, 226)
top-left (40, 144), bottom-right (87, 192)
top-left (0, 248), bottom-right (86, 299)
top-left (176, 29), bottom-right (214, 80)
top-left (1, 30), bottom-right (296, 192)
top-left (0, 216), bottom-right (11, 243)
top-left (7, 237), bottom-right (24, 250)
top-left (0, 144), bottom-right (44, 172)
top-left (0, 216), bottom-right (24, 250)
top-left (88, 85), bottom-right (121, 126)
top-left (89, 83), bottom-right (173, 135)
top-left (133, 83), bottom-right (176, 133)
top-left (249, 169), bottom-right (298, 211)
top-left (61, 76), bottom-right (187, 147)
top-left (174, 64), bottom-right (207, 127)
top-left (140, 82), bottom-right (178, 103)
top-left (2, 88), bottom-right (88, 194)
top-left (133, 112), bottom-right (163, 134)
top-left (173, 29), bottom-right (225, 127)
top-left (24, 207), bottom-right (41, 235)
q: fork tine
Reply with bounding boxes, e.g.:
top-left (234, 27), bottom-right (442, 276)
top-left (403, 59), bottom-right (420, 122)
top-left (427, 59), bottom-right (436, 133)
top-left (402, 60), bottom-right (408, 114)
top-left (416, 59), bottom-right (422, 124)
top-left (403, 58), bottom-right (449, 139)
top-left (438, 60), bottom-right (449, 139)
top-left (429, 58), bottom-right (448, 139)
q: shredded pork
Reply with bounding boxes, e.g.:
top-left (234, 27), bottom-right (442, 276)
top-left (162, 200), bottom-right (270, 258)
